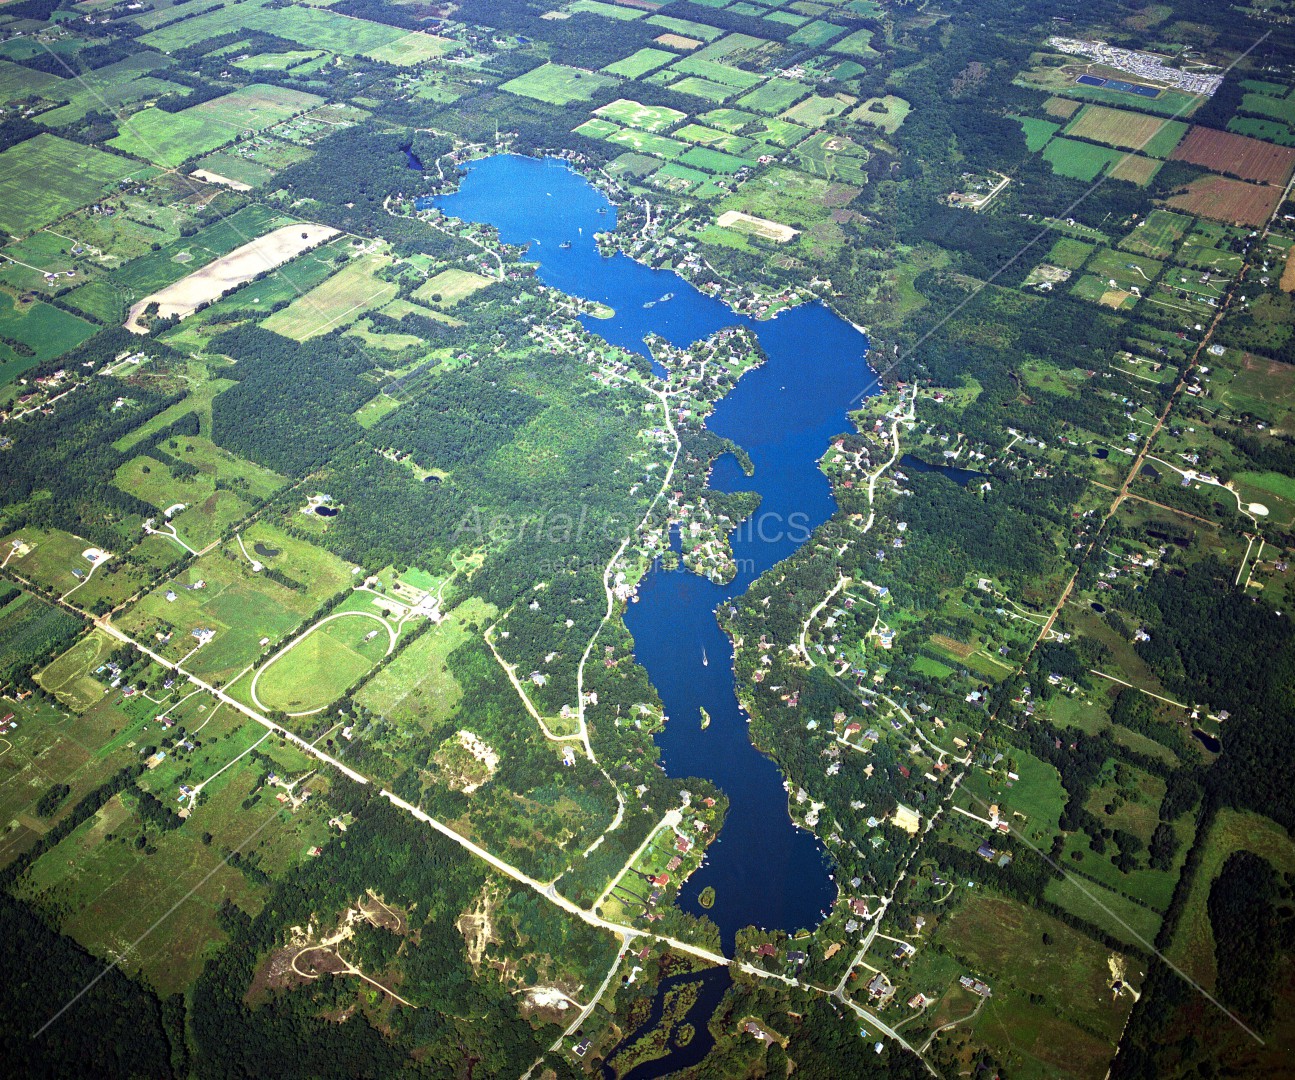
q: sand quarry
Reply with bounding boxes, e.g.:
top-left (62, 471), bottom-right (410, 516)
top-left (125, 222), bottom-right (339, 333)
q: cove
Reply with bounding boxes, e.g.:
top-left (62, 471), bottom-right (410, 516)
top-left (435, 155), bottom-right (878, 947)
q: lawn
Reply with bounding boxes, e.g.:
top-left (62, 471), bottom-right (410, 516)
top-left (0, 292), bottom-right (97, 385)
top-left (501, 63), bottom-right (620, 106)
top-left (1042, 137), bottom-right (1123, 181)
top-left (262, 251), bottom-right (398, 340)
top-left (595, 98), bottom-right (688, 132)
top-left (115, 434), bottom-right (285, 541)
top-left (108, 85), bottom-right (323, 168)
top-left (2, 526), bottom-right (104, 597)
top-left (1085, 246), bottom-right (1163, 292)
top-left (0, 134), bottom-right (143, 237)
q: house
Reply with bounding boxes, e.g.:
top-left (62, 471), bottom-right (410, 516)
top-left (866, 972), bottom-right (892, 999)
top-left (976, 843), bottom-right (996, 860)
top-left (755, 943), bottom-right (777, 958)
top-left (674, 834), bottom-right (692, 853)
top-left (960, 975), bottom-right (992, 997)
top-left (666, 856), bottom-right (682, 872)
top-left (892, 941), bottom-right (916, 960)
top-left (850, 897), bottom-right (870, 917)
top-left (573, 1039), bottom-right (591, 1058)
top-left (907, 993), bottom-right (930, 1009)
top-left (638, 946), bottom-right (651, 962)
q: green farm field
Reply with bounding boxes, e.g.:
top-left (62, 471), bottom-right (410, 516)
top-left (788, 20), bottom-right (845, 48)
top-left (850, 94), bottom-right (910, 134)
top-left (941, 893), bottom-right (1139, 1047)
top-left (603, 128), bottom-right (688, 159)
top-left (108, 85), bottom-right (323, 168)
top-left (501, 64), bottom-right (619, 106)
top-left (0, 293), bottom-right (97, 384)
top-left (669, 76), bottom-right (734, 103)
top-left (669, 56), bottom-right (762, 91)
top-left (1168, 808), bottom-right (1295, 990)
top-left (139, 0), bottom-right (417, 58)
top-left (1043, 874), bottom-right (1162, 948)
top-left (736, 79), bottom-right (810, 115)
top-left (1119, 209), bottom-right (1190, 259)
top-left (413, 267), bottom-right (494, 307)
top-left (829, 28), bottom-right (878, 58)
top-left (673, 123), bottom-right (755, 154)
top-left (262, 251), bottom-right (398, 340)
top-left (254, 613), bottom-right (389, 714)
top-left (1015, 115), bottom-right (1059, 152)
top-left (2, 527), bottom-right (104, 597)
top-left (0, 590), bottom-right (83, 681)
top-left (595, 98), bottom-right (687, 133)
top-left (1042, 137), bottom-right (1123, 181)
top-left (780, 93), bottom-right (855, 127)
top-left (0, 134), bottom-right (142, 237)
top-left (603, 48), bottom-right (676, 78)
top-left (108, 203), bottom-right (288, 297)
top-left (116, 524), bottom-right (352, 686)
top-left (36, 629), bottom-right (116, 712)
top-left (1063, 104), bottom-right (1187, 157)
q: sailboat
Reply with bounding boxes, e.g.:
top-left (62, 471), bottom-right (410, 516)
top-left (702, 647), bottom-right (709, 666)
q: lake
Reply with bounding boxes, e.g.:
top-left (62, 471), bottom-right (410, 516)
top-left (435, 154), bottom-right (878, 947)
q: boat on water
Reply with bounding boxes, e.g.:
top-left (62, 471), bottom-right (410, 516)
top-left (559, 240), bottom-right (572, 249)
top-left (660, 292), bottom-right (674, 302)
top-left (702, 647), bottom-right (708, 666)
top-left (597, 207), bottom-right (608, 214)
top-left (643, 300), bottom-right (655, 309)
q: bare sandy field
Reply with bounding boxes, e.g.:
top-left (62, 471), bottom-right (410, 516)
top-left (125, 222), bottom-right (339, 333)
top-left (716, 209), bottom-right (799, 242)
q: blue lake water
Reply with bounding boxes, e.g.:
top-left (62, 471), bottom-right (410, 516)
top-left (900, 453), bottom-right (986, 487)
top-left (435, 155), bottom-right (877, 947)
